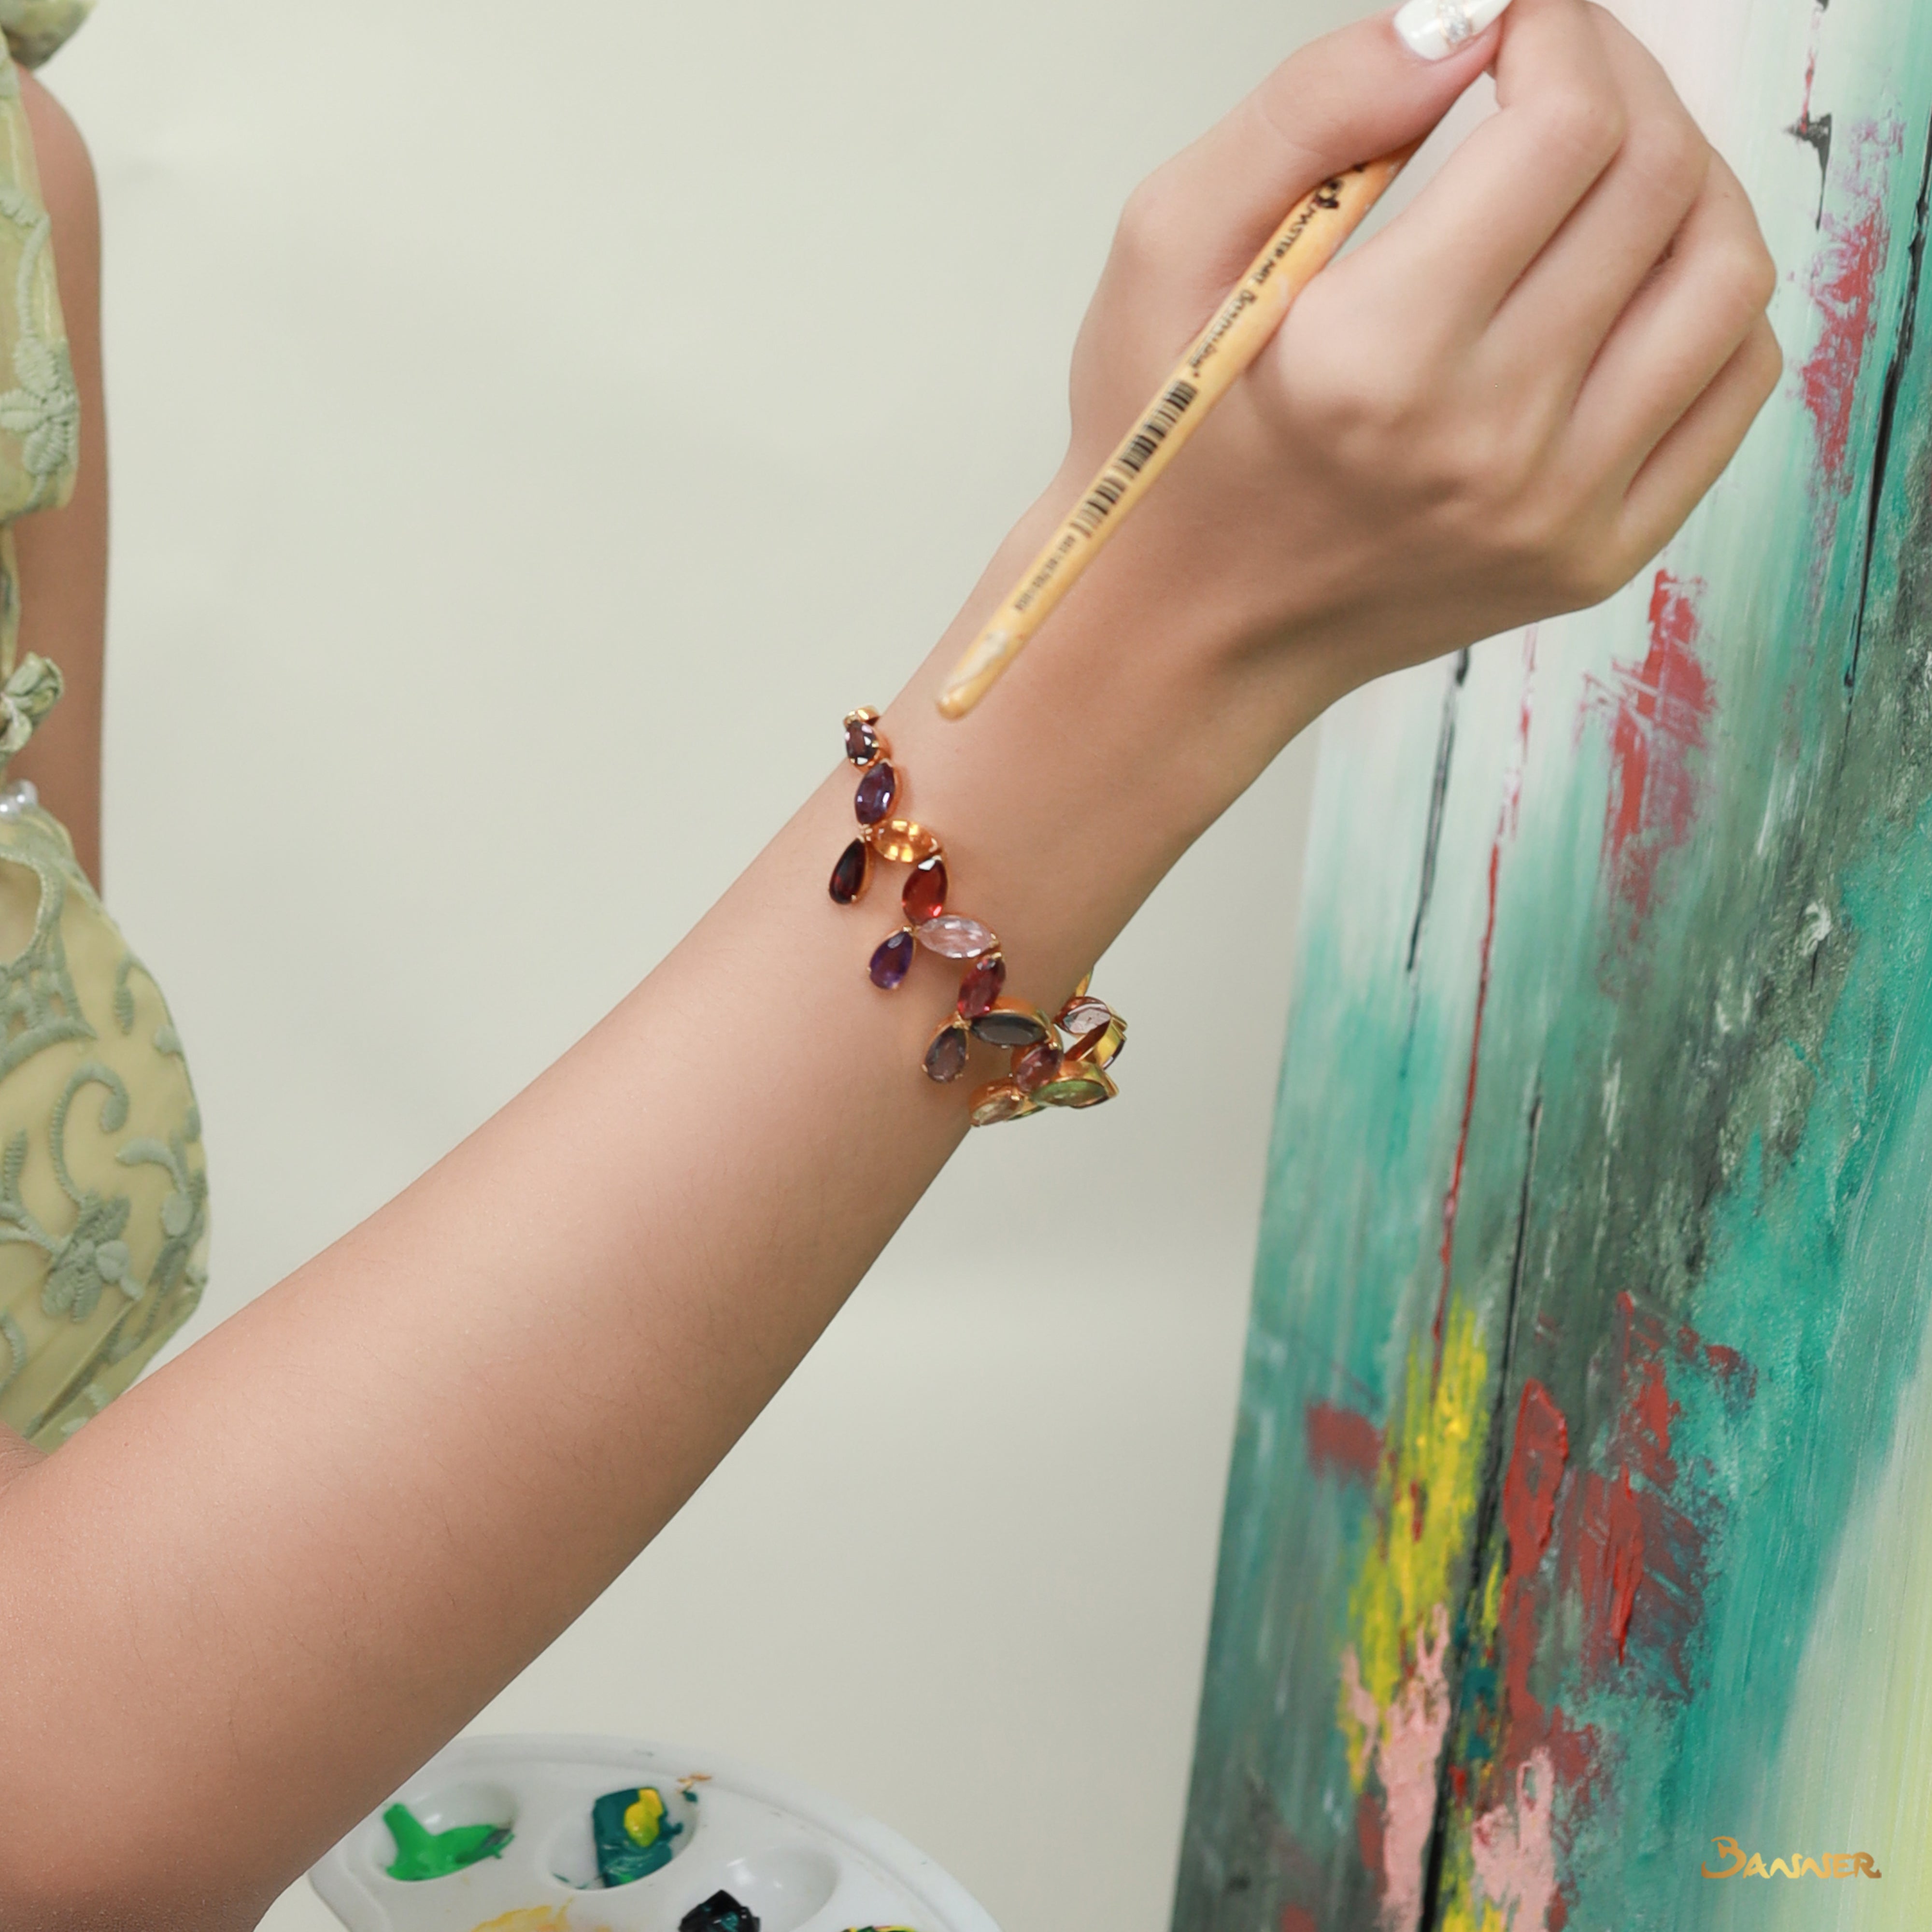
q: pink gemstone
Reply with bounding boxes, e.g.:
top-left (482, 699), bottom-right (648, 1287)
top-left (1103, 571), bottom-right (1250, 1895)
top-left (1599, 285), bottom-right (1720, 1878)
top-left (923, 1021), bottom-right (970, 1084)
top-left (869, 928), bottom-right (915, 989)
top-left (903, 856), bottom-right (947, 925)
top-left (828, 838), bottom-right (871, 905)
top-left (854, 763), bottom-right (898, 825)
top-left (1057, 995), bottom-right (1111, 1036)
top-left (1013, 1041), bottom-right (1062, 1093)
top-left (916, 914), bottom-right (995, 960)
top-left (957, 952), bottom-right (1006, 1018)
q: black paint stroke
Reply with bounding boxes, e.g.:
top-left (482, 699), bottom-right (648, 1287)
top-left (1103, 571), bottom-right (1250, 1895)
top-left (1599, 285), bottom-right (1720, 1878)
top-left (1845, 110), bottom-right (1932, 708)
top-left (1788, 106), bottom-right (1833, 227)
top-left (1407, 651), bottom-right (1472, 974)
top-left (1416, 1090), bottom-right (1543, 1932)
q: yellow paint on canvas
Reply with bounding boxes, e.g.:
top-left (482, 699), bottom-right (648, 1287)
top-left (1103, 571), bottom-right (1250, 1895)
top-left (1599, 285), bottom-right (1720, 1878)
top-left (1339, 1298), bottom-right (1491, 1782)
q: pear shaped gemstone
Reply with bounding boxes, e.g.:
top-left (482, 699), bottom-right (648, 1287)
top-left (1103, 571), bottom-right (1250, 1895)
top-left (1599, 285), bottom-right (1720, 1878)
top-left (903, 856), bottom-right (947, 924)
top-left (869, 928), bottom-right (916, 989)
top-left (916, 914), bottom-right (995, 959)
top-left (843, 709), bottom-right (884, 766)
top-left (828, 838), bottom-right (871, 905)
top-left (923, 1020), bottom-right (970, 1084)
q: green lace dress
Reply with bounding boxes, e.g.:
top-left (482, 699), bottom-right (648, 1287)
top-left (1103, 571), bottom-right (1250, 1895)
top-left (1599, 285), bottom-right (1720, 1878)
top-left (0, 0), bottom-right (210, 1446)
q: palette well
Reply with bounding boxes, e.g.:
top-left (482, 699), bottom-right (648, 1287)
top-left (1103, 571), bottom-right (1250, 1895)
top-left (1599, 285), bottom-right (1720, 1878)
top-left (308, 1733), bottom-right (1002, 1932)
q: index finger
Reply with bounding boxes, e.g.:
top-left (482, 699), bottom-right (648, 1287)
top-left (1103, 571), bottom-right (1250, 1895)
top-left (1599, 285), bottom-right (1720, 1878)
top-left (1355, 0), bottom-right (1630, 341)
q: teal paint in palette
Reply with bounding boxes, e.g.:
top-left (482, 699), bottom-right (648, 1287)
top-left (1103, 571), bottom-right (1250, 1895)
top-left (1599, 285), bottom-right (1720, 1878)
top-left (1177, 0), bottom-right (1932, 1926)
top-left (309, 1734), bottom-right (1001, 1932)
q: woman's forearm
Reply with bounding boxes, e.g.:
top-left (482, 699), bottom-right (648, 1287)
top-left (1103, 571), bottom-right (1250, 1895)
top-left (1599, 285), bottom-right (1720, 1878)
top-left (0, 470), bottom-right (1324, 1926)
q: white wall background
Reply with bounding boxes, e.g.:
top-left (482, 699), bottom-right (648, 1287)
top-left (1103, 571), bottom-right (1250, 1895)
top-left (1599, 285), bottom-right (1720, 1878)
top-left (47, 2), bottom-right (1355, 1925)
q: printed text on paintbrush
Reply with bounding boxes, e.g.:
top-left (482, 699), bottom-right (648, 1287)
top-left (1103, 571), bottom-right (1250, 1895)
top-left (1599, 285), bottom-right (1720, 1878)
top-left (937, 144), bottom-right (1418, 719)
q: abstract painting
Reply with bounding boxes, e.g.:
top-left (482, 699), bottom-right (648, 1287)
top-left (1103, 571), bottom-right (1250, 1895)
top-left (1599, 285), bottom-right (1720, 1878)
top-left (1177, 0), bottom-right (1932, 1925)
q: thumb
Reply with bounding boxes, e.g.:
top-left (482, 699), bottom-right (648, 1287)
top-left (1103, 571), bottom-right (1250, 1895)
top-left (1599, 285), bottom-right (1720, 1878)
top-left (1136, 3), bottom-right (1505, 298)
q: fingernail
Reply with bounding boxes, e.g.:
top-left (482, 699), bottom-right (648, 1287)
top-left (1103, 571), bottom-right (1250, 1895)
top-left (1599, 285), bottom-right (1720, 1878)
top-left (1393, 0), bottom-right (1513, 60)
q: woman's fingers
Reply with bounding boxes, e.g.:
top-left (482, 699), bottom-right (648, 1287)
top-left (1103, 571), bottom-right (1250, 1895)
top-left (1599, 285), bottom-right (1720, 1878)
top-left (1112, 6), bottom-right (1495, 329)
top-left (1486, 8), bottom-right (1709, 401)
top-left (1619, 314), bottom-right (1783, 563)
top-left (1362, 0), bottom-right (1629, 341)
top-left (1568, 153), bottom-right (1776, 479)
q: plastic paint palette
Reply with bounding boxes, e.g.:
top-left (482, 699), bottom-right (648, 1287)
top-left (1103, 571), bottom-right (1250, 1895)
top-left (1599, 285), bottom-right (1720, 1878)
top-left (309, 1734), bottom-right (1002, 1932)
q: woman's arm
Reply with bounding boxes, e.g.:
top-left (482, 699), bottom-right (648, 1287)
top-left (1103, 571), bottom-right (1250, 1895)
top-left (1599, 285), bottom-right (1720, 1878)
top-left (0, 3), bottom-right (1777, 1926)
top-left (7, 68), bottom-right (105, 886)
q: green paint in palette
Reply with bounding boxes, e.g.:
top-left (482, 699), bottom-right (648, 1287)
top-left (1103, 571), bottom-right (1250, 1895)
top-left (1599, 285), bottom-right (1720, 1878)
top-left (380, 1803), bottom-right (511, 1881)
top-left (588, 1783), bottom-right (683, 1886)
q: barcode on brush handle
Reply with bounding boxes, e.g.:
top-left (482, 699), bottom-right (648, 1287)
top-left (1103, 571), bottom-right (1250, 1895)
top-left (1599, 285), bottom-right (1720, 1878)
top-left (1068, 381), bottom-right (1199, 536)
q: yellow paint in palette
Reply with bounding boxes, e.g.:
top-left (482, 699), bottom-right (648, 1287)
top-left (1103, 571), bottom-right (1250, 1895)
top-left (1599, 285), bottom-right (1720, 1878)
top-left (469, 1910), bottom-right (610, 1932)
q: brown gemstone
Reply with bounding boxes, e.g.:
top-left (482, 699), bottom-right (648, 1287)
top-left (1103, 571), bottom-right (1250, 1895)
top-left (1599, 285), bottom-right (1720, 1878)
top-left (869, 928), bottom-right (916, 989)
top-left (854, 762), bottom-right (898, 825)
top-left (956, 952), bottom-right (1006, 1018)
top-left (1034, 1067), bottom-right (1117, 1108)
top-left (870, 819), bottom-right (940, 865)
top-left (1057, 995), bottom-right (1111, 1036)
top-left (969, 1079), bottom-right (1035, 1128)
top-left (968, 999), bottom-right (1052, 1049)
top-left (843, 708), bottom-right (884, 767)
top-left (915, 914), bottom-right (996, 959)
top-left (1012, 1040), bottom-right (1063, 1093)
top-left (923, 1020), bottom-right (970, 1083)
top-left (828, 838), bottom-right (871, 905)
top-left (903, 856), bottom-right (947, 924)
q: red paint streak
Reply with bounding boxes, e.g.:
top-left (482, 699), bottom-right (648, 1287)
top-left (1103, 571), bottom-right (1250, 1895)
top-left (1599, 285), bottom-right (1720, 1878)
top-left (1410, 1478), bottom-right (1427, 1542)
top-left (1579, 1467), bottom-right (1646, 1666)
top-left (1574, 1296), bottom-right (1715, 1697)
top-left (1304, 1400), bottom-right (1382, 1482)
top-left (1433, 633), bottom-right (1536, 1374)
top-left (1493, 1382), bottom-right (1595, 1799)
top-left (1799, 120), bottom-right (1901, 486)
top-left (1450, 1762), bottom-right (1469, 1805)
top-left (1584, 572), bottom-right (1713, 923)
top-left (1355, 1789), bottom-right (1386, 1897)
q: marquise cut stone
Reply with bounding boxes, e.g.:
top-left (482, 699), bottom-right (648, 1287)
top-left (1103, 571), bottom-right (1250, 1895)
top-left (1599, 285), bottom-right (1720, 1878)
top-left (916, 914), bottom-right (995, 959)
top-left (871, 819), bottom-right (940, 865)
top-left (969, 1000), bottom-right (1051, 1049)
top-left (969, 1079), bottom-right (1034, 1127)
top-left (956, 952), bottom-right (1006, 1017)
top-left (1013, 1041), bottom-right (1063, 1092)
top-left (854, 762), bottom-right (898, 825)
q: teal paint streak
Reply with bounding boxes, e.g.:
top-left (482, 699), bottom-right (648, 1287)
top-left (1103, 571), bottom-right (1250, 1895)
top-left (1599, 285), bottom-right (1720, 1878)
top-left (1177, 11), bottom-right (1932, 1928)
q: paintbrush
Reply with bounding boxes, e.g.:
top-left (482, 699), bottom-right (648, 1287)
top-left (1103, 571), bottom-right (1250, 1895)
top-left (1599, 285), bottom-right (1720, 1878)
top-left (937, 143), bottom-right (1419, 720)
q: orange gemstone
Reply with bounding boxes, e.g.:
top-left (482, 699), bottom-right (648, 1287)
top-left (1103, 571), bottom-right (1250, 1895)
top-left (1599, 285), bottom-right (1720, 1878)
top-left (969, 1079), bottom-right (1035, 1127)
top-left (870, 819), bottom-right (940, 865)
top-left (903, 856), bottom-right (947, 924)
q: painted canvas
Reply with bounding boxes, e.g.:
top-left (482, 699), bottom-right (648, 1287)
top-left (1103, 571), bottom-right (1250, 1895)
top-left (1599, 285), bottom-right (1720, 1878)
top-left (1175, 0), bottom-right (1932, 1927)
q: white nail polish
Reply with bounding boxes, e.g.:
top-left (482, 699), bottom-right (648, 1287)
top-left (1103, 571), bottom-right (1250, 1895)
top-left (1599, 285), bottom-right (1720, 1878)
top-left (1393, 0), bottom-right (1514, 60)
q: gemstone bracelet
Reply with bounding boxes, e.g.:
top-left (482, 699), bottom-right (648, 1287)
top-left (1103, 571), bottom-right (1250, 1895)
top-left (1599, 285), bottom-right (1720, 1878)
top-left (829, 707), bottom-right (1126, 1126)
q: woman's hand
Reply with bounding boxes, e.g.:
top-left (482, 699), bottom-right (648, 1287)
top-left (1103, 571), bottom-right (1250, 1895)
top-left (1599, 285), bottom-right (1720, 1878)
top-left (1058, 0), bottom-right (1778, 733)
